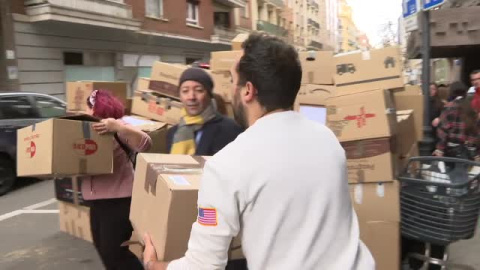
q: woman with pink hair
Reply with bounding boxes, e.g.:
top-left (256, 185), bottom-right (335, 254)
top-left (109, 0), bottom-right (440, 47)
top-left (83, 90), bottom-right (151, 270)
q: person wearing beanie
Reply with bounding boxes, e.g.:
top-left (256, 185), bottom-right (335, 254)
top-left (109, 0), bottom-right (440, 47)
top-left (167, 67), bottom-right (243, 156)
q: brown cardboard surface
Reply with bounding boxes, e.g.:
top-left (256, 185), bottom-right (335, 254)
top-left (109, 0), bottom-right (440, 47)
top-left (349, 181), bottom-right (400, 270)
top-left (131, 90), bottom-right (183, 126)
top-left (211, 70), bottom-right (233, 103)
top-left (295, 84), bottom-right (336, 109)
top-left (66, 81), bottom-right (128, 112)
top-left (17, 118), bottom-right (113, 177)
top-left (125, 98), bottom-right (133, 115)
top-left (299, 51), bottom-right (335, 85)
top-left (394, 91), bottom-right (424, 142)
top-left (327, 89), bottom-right (397, 142)
top-left (58, 201), bottom-right (93, 243)
top-left (210, 51), bottom-right (242, 71)
top-left (396, 110), bottom-right (416, 157)
top-left (122, 115), bottom-right (170, 154)
top-left (398, 142), bottom-right (419, 172)
top-left (137, 77), bottom-right (151, 91)
top-left (342, 137), bottom-right (397, 183)
top-left (360, 221), bottom-right (400, 270)
top-left (334, 47), bottom-right (403, 93)
top-left (349, 181), bottom-right (400, 223)
top-left (150, 62), bottom-right (187, 91)
top-left (231, 34), bottom-right (248, 50)
top-left (130, 154), bottom-right (243, 261)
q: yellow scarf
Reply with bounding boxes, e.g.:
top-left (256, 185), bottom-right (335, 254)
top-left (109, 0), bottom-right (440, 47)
top-left (170, 104), bottom-right (216, 155)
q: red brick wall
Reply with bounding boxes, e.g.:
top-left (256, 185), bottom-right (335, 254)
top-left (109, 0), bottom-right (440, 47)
top-left (126, 0), bottom-right (214, 41)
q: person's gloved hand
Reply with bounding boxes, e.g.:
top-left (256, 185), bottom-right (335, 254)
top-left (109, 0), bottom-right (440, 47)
top-left (92, 118), bottom-right (121, 135)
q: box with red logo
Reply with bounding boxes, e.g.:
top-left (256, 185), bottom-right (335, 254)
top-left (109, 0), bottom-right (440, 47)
top-left (16, 115), bottom-right (113, 178)
top-left (326, 89), bottom-right (397, 143)
top-left (66, 81), bottom-right (128, 113)
top-left (131, 90), bottom-right (183, 125)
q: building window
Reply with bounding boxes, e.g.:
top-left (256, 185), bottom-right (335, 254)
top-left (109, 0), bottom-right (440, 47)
top-left (214, 12), bottom-right (230, 29)
top-left (146, 0), bottom-right (163, 18)
top-left (241, 1), bottom-right (250, 18)
top-left (187, 1), bottom-right (199, 25)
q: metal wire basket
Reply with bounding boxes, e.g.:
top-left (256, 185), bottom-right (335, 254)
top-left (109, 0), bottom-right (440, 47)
top-left (399, 157), bottom-right (480, 246)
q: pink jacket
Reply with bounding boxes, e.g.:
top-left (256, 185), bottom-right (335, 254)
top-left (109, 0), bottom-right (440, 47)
top-left (81, 124), bottom-right (152, 201)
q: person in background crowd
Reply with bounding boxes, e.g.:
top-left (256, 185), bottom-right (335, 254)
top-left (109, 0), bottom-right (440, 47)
top-left (167, 67), bottom-right (243, 156)
top-left (470, 70), bottom-right (480, 105)
top-left (430, 83), bottom-right (445, 142)
top-left (434, 85), bottom-right (480, 161)
top-left (447, 81), bottom-right (469, 102)
top-left (142, 33), bottom-right (374, 270)
top-left (83, 90), bottom-right (152, 270)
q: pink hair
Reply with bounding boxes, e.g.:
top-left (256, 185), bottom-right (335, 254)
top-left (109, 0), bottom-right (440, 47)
top-left (87, 90), bottom-right (125, 119)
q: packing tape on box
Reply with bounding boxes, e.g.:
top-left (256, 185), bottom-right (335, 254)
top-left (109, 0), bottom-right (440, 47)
top-left (78, 121), bottom-right (91, 175)
top-left (144, 157), bottom-right (206, 195)
top-left (32, 123), bottom-right (36, 132)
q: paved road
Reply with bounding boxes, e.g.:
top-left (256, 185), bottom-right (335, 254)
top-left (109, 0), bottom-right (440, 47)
top-left (0, 179), bottom-right (102, 270)
top-left (0, 180), bottom-right (479, 269)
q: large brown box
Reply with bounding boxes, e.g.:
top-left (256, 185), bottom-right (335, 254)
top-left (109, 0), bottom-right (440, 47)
top-left (131, 90), bottom-right (183, 126)
top-left (298, 51), bottom-right (335, 85)
top-left (17, 116), bottom-right (113, 177)
top-left (334, 47), bottom-right (403, 93)
top-left (58, 201), bottom-right (93, 243)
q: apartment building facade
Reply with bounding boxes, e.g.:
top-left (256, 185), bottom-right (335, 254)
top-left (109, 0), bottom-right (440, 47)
top-left (338, 0), bottom-right (359, 52)
top-left (3, 0), bottom-right (250, 99)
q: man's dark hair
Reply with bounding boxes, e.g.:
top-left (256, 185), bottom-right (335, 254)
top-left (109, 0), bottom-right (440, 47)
top-left (237, 32), bottom-right (302, 112)
top-left (470, 70), bottom-right (480, 76)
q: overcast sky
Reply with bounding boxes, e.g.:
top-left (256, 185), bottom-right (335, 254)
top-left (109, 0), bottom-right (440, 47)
top-left (347, 0), bottom-right (403, 47)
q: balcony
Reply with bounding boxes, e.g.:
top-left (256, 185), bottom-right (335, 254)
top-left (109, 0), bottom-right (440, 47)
top-left (24, 0), bottom-right (140, 31)
top-left (211, 26), bottom-right (238, 45)
top-left (213, 0), bottom-right (246, 8)
top-left (308, 40), bottom-right (323, 50)
top-left (259, 0), bottom-right (285, 8)
top-left (257, 20), bottom-right (288, 37)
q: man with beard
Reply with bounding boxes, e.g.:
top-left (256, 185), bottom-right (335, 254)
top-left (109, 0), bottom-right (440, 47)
top-left (167, 67), bottom-right (243, 156)
top-left (142, 33), bottom-right (375, 270)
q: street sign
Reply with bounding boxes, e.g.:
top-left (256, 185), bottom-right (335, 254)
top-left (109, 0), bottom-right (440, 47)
top-left (405, 15), bottom-right (419, 32)
top-left (423, 0), bottom-right (445, 11)
top-left (403, 0), bottom-right (418, 18)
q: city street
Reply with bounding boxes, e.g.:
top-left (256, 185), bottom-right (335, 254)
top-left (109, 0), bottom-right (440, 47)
top-left (0, 180), bottom-right (479, 270)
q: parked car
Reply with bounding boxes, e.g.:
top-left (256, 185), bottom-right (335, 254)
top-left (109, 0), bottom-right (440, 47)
top-left (0, 93), bottom-right (66, 195)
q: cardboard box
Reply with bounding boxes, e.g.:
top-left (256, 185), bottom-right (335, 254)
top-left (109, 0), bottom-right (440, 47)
top-left (210, 51), bottom-right (242, 71)
top-left (130, 154), bottom-right (243, 261)
top-left (394, 90), bottom-right (424, 142)
top-left (398, 142), bottom-right (419, 172)
top-left (148, 62), bottom-right (188, 100)
top-left (231, 33), bottom-right (248, 50)
top-left (137, 77), bottom-right (151, 91)
top-left (327, 89), bottom-right (397, 142)
top-left (17, 115), bottom-right (113, 177)
top-left (349, 181), bottom-right (400, 270)
top-left (299, 51), bottom-right (335, 85)
top-left (334, 47), bottom-right (403, 93)
top-left (211, 70), bottom-right (233, 103)
top-left (122, 115), bottom-right (170, 154)
top-left (131, 90), bottom-right (183, 126)
top-left (296, 84), bottom-right (336, 107)
top-left (125, 98), bottom-right (133, 115)
top-left (342, 137), bottom-right (397, 183)
top-left (360, 221), bottom-right (400, 270)
top-left (58, 201), bottom-right (93, 243)
top-left (66, 81), bottom-right (128, 113)
top-left (396, 110), bottom-right (416, 157)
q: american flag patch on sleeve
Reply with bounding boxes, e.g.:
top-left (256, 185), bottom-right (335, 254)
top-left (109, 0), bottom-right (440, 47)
top-left (197, 207), bottom-right (217, 226)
